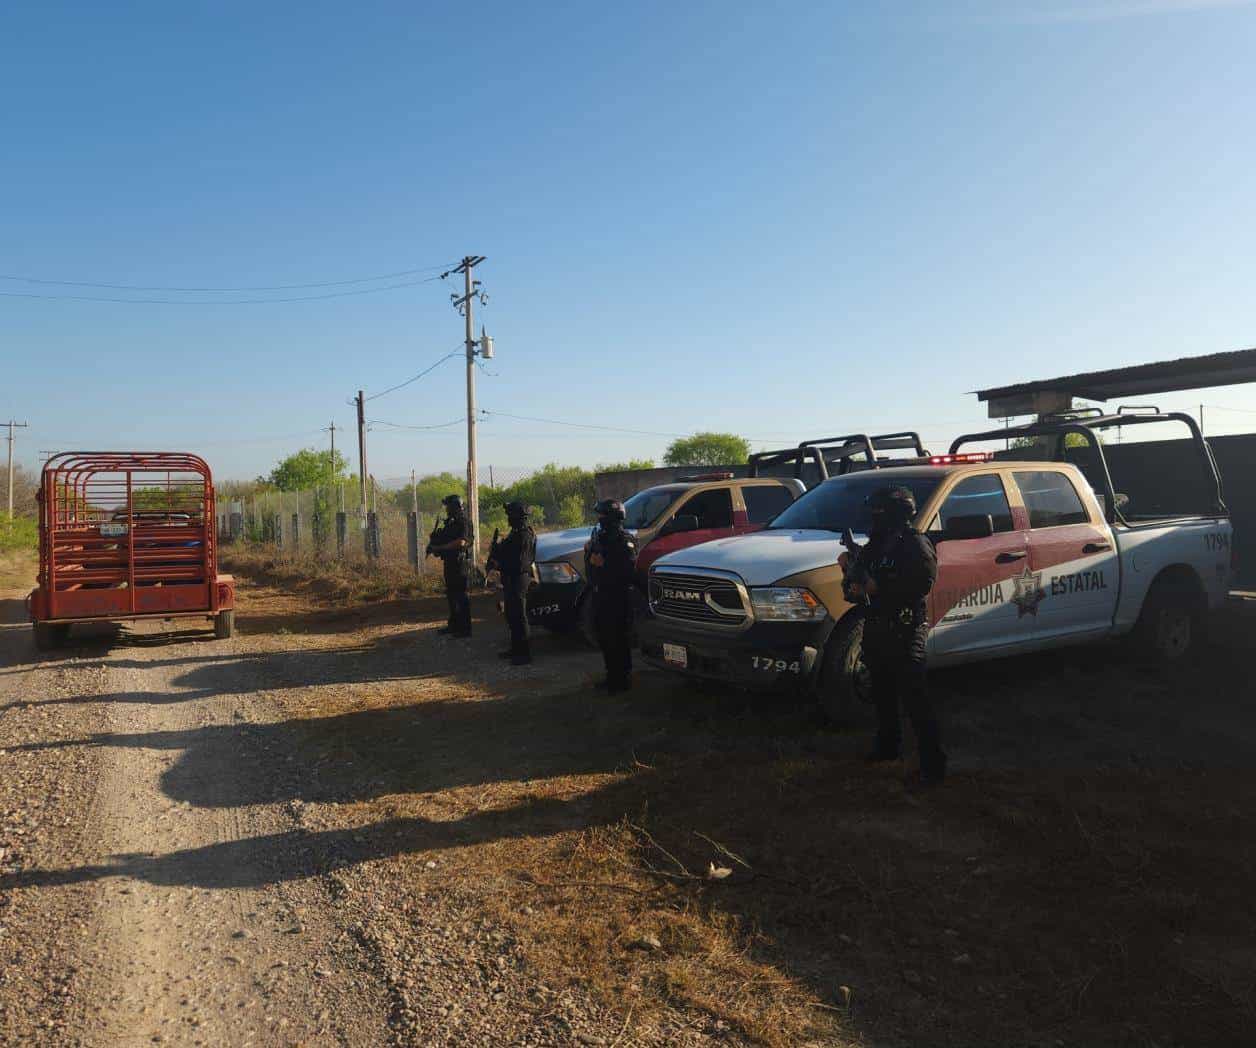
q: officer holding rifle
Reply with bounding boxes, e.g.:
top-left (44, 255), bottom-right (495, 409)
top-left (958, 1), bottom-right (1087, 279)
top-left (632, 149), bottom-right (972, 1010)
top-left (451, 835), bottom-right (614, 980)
top-left (427, 493), bottom-right (472, 638)
top-left (840, 485), bottom-right (944, 787)
top-left (486, 500), bottom-right (537, 665)
top-left (585, 499), bottom-right (637, 694)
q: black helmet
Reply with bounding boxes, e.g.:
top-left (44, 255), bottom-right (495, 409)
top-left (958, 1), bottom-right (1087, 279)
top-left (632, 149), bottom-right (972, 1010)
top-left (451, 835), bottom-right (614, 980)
top-left (866, 485), bottom-right (917, 528)
top-left (594, 498), bottom-right (626, 524)
top-left (442, 493), bottom-right (463, 510)
top-left (504, 500), bottom-right (528, 522)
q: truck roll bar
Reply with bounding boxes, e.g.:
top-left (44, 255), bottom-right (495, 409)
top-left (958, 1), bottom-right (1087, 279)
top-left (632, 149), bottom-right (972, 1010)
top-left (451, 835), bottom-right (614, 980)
top-left (949, 412), bottom-right (1225, 524)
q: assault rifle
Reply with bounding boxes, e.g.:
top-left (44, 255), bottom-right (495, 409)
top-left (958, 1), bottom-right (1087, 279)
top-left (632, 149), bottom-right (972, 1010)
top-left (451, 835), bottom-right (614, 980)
top-left (840, 526), bottom-right (869, 604)
top-left (424, 514), bottom-right (446, 558)
top-left (486, 528), bottom-right (503, 611)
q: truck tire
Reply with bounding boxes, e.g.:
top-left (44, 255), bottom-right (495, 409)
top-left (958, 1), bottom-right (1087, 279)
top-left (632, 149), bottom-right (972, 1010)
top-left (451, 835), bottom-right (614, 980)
top-left (816, 612), bottom-right (873, 727)
top-left (33, 622), bottom-right (69, 651)
top-left (1131, 573), bottom-right (1202, 663)
top-left (214, 610), bottom-right (236, 640)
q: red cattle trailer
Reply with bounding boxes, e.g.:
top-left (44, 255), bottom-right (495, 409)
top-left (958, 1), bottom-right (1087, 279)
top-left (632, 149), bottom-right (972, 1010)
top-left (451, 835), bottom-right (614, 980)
top-left (27, 452), bottom-right (235, 649)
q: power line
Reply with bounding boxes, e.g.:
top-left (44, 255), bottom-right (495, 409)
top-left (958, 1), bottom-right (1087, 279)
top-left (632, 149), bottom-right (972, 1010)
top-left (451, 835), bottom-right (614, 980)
top-left (0, 277), bottom-right (445, 306)
top-left (368, 416), bottom-right (466, 431)
top-left (0, 262), bottom-right (457, 293)
top-left (364, 349), bottom-right (463, 401)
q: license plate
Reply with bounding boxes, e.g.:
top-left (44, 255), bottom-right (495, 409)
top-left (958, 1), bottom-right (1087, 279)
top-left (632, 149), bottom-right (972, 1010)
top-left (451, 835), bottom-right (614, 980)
top-left (100, 523), bottom-right (128, 537)
top-left (663, 643), bottom-right (688, 668)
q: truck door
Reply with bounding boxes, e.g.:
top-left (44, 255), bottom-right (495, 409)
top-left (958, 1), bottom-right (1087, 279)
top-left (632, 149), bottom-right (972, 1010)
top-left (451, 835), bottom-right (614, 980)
top-left (637, 486), bottom-right (736, 577)
top-left (928, 473), bottom-right (1034, 658)
top-left (738, 483), bottom-right (795, 536)
top-left (1010, 469), bottom-right (1119, 643)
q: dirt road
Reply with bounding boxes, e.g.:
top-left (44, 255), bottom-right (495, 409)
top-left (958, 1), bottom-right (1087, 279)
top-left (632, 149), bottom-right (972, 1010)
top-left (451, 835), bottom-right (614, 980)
top-left (0, 557), bottom-right (391, 1044)
top-left (4, 549), bottom-right (1255, 1047)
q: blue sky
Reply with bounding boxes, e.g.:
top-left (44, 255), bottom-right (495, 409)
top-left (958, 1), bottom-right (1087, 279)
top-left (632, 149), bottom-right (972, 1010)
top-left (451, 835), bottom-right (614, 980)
top-left (4, 0), bottom-right (1256, 482)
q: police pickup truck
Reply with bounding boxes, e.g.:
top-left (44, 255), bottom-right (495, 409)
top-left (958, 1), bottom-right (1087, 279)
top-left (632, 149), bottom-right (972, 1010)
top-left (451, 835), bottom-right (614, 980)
top-left (528, 472), bottom-right (804, 641)
top-left (640, 412), bottom-right (1234, 722)
top-left (527, 432), bottom-right (932, 642)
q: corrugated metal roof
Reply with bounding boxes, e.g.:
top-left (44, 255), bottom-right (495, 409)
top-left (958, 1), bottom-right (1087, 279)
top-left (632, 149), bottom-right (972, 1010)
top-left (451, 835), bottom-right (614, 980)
top-left (976, 347), bottom-right (1256, 402)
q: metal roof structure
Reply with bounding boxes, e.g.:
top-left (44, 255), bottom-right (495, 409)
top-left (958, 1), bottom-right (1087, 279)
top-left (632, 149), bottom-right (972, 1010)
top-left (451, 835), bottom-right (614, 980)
top-left (976, 347), bottom-right (1256, 417)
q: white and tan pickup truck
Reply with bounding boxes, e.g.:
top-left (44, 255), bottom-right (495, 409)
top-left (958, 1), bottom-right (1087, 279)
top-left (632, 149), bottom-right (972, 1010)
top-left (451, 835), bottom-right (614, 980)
top-left (640, 412), bottom-right (1234, 722)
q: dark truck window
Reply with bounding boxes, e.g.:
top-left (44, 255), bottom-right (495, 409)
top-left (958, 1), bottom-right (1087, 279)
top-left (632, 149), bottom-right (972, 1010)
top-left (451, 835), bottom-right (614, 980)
top-left (936, 474), bottom-right (1014, 533)
top-left (623, 487), bottom-right (681, 529)
top-left (768, 474), bottom-right (942, 533)
top-left (1013, 471), bottom-right (1089, 528)
top-left (680, 488), bottom-right (734, 529)
top-left (743, 484), bottom-right (794, 525)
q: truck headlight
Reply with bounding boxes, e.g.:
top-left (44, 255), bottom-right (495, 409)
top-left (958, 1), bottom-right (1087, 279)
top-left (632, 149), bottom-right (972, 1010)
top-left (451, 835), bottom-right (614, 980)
top-left (750, 587), bottom-right (825, 621)
top-left (537, 562), bottom-right (581, 584)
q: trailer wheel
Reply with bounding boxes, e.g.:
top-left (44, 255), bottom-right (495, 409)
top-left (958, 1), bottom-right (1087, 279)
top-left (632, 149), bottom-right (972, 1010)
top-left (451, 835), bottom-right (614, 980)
top-left (214, 610), bottom-right (236, 640)
top-left (816, 612), bottom-right (872, 727)
top-left (1131, 574), bottom-right (1202, 663)
top-left (34, 622), bottom-right (69, 651)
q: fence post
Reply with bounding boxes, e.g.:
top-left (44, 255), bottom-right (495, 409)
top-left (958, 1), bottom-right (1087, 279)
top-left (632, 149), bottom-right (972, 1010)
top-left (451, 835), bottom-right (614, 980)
top-left (273, 512), bottom-right (283, 550)
top-left (336, 511), bottom-right (346, 556)
top-left (366, 511), bottom-right (380, 560)
top-left (291, 512), bottom-right (300, 552)
top-left (407, 511), bottom-right (419, 570)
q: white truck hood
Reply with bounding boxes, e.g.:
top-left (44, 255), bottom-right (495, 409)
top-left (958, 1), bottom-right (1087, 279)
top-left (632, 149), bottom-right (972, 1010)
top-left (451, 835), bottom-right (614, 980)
top-left (653, 529), bottom-right (860, 587)
top-left (535, 525), bottom-right (639, 563)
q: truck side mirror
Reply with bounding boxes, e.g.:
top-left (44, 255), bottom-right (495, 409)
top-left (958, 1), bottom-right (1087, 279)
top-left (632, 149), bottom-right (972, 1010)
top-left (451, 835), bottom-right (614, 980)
top-left (941, 514), bottom-right (994, 541)
top-left (661, 514), bottom-right (699, 536)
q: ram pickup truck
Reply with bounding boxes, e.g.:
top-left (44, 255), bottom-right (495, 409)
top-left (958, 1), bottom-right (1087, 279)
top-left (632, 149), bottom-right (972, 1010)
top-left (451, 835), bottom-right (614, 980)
top-left (640, 412), bottom-right (1233, 722)
top-left (528, 432), bottom-right (933, 641)
top-left (528, 473), bottom-right (805, 640)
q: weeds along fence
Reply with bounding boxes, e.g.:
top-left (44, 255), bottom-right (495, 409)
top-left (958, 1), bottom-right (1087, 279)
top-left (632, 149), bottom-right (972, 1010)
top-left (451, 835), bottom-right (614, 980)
top-left (218, 485), bottom-right (434, 573)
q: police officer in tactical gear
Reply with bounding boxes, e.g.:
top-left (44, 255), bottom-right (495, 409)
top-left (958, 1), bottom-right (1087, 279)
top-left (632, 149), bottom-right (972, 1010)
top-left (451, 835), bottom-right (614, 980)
top-left (488, 500), bottom-right (537, 665)
top-left (428, 493), bottom-right (472, 637)
top-left (585, 498), bottom-right (637, 694)
top-left (845, 485), bottom-right (944, 786)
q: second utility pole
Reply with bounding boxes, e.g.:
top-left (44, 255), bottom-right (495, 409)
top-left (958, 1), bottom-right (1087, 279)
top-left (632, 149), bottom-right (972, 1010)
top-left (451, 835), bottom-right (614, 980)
top-left (355, 392), bottom-right (368, 514)
top-left (453, 255), bottom-right (486, 575)
top-left (5, 420), bottom-right (29, 521)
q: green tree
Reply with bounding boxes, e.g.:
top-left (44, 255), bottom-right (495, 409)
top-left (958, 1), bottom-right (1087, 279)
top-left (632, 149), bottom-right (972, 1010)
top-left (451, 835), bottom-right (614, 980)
top-left (663, 432), bottom-right (750, 467)
top-left (596, 458), bottom-right (656, 473)
top-left (557, 494), bottom-right (586, 527)
top-left (267, 448), bottom-right (348, 492)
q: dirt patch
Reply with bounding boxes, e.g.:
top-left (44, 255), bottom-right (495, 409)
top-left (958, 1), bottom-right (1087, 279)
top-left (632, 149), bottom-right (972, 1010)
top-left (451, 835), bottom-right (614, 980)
top-left (4, 561), bottom-right (1254, 1045)
top-left (244, 576), bottom-right (1256, 1045)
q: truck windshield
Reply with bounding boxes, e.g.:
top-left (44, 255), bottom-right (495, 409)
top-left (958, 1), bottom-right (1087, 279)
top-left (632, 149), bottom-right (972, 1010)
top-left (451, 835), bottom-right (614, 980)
top-left (623, 487), bottom-right (681, 529)
top-left (766, 474), bottom-right (942, 533)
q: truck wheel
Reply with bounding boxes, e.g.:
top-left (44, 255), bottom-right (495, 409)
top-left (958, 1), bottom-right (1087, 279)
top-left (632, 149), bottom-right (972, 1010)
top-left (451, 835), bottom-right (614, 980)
top-left (1132, 575), bottom-right (1201, 663)
top-left (34, 622), bottom-right (69, 651)
top-left (816, 613), bottom-right (872, 727)
top-left (214, 610), bottom-right (236, 640)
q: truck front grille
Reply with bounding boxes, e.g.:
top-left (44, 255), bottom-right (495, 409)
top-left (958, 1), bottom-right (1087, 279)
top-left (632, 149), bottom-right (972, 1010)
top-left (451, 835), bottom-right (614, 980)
top-left (648, 569), bottom-right (749, 628)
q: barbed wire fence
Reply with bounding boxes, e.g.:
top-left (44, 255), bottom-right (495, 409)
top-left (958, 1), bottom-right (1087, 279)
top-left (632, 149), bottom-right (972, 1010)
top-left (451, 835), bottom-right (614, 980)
top-left (215, 465), bottom-right (581, 573)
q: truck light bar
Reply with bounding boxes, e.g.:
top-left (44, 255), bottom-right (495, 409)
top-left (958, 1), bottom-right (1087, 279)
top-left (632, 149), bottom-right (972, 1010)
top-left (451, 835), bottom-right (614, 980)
top-left (927, 452), bottom-right (994, 466)
top-left (680, 472), bottom-right (735, 481)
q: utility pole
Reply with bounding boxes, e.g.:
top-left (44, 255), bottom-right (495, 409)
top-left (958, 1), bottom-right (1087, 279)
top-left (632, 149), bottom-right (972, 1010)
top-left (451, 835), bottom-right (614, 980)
top-left (326, 420), bottom-right (337, 486)
top-left (355, 392), bottom-right (368, 515)
top-left (5, 420), bottom-right (29, 520)
top-left (445, 255), bottom-right (488, 574)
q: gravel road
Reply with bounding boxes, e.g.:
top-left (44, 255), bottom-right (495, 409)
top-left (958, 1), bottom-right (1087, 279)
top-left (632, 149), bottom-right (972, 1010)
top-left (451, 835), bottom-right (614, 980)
top-left (0, 564), bottom-right (390, 1045)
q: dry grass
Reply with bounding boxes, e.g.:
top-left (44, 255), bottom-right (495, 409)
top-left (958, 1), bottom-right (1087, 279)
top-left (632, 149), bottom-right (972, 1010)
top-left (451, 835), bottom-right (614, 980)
top-left (222, 546), bottom-right (445, 604)
top-left (231, 574), bottom-right (1256, 1046)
